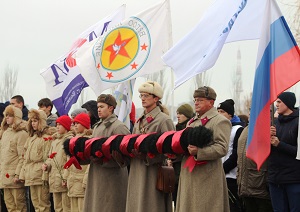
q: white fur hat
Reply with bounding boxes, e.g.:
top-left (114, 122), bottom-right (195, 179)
top-left (138, 81), bottom-right (163, 99)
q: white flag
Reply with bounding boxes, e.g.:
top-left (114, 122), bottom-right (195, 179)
top-left (40, 6), bottom-right (125, 115)
top-left (76, 0), bottom-right (171, 96)
top-left (162, 0), bottom-right (265, 89)
top-left (114, 79), bottom-right (135, 129)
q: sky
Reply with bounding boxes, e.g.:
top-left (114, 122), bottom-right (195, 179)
top-left (0, 0), bottom-right (299, 114)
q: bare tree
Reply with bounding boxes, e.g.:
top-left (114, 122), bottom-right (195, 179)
top-left (0, 64), bottom-right (18, 102)
top-left (193, 72), bottom-right (211, 91)
top-left (242, 92), bottom-right (252, 115)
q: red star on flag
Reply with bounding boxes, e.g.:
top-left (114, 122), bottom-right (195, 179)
top-left (106, 72), bottom-right (113, 80)
top-left (131, 62), bottom-right (138, 70)
top-left (141, 43), bottom-right (148, 51)
top-left (97, 63), bottom-right (101, 69)
top-left (105, 31), bottom-right (133, 66)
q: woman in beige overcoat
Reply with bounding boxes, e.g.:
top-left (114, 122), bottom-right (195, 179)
top-left (0, 106), bottom-right (28, 211)
top-left (43, 115), bottom-right (73, 212)
top-left (19, 109), bottom-right (56, 212)
top-left (125, 81), bottom-right (175, 212)
top-left (83, 94), bottom-right (130, 212)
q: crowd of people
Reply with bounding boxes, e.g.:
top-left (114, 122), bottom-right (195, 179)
top-left (0, 81), bottom-right (299, 212)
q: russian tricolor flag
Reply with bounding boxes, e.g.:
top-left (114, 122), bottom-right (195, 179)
top-left (246, 0), bottom-right (300, 170)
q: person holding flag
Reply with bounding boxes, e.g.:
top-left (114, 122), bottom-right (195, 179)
top-left (269, 92), bottom-right (300, 211)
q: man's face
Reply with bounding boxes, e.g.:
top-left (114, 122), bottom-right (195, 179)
top-left (38, 106), bottom-right (51, 116)
top-left (10, 99), bottom-right (22, 110)
top-left (194, 97), bottom-right (213, 116)
top-left (139, 93), bottom-right (158, 109)
top-left (176, 112), bottom-right (188, 124)
top-left (97, 102), bottom-right (113, 119)
top-left (217, 109), bottom-right (231, 120)
top-left (275, 98), bottom-right (290, 115)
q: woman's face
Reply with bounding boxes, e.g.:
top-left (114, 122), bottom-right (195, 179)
top-left (31, 118), bottom-right (39, 131)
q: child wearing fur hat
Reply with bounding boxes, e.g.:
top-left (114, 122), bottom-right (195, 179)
top-left (42, 115), bottom-right (73, 212)
top-left (19, 109), bottom-right (56, 212)
top-left (64, 113), bottom-right (91, 212)
top-left (0, 105), bottom-right (28, 211)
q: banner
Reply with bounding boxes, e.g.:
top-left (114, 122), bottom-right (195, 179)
top-left (246, 0), bottom-right (300, 169)
top-left (114, 79), bottom-right (135, 129)
top-left (75, 0), bottom-right (171, 95)
top-left (40, 6), bottom-right (125, 115)
top-left (162, 0), bottom-right (248, 89)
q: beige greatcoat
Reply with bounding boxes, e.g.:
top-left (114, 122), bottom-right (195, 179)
top-left (45, 131), bottom-right (73, 193)
top-left (176, 107), bottom-right (231, 212)
top-left (64, 130), bottom-right (92, 197)
top-left (0, 122), bottom-right (28, 188)
top-left (20, 128), bottom-right (55, 186)
top-left (126, 106), bottom-right (175, 212)
top-left (83, 113), bottom-right (130, 212)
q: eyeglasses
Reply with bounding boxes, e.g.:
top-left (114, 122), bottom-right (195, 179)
top-left (193, 98), bottom-right (204, 103)
top-left (139, 93), bottom-right (153, 99)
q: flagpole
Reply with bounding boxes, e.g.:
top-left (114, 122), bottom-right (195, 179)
top-left (271, 103), bottom-right (275, 126)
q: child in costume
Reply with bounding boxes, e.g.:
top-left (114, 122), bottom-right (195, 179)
top-left (42, 115), bottom-right (73, 212)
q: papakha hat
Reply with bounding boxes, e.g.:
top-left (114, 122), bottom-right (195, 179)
top-left (138, 81), bottom-right (163, 99)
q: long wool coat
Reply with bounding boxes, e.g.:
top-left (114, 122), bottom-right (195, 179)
top-left (176, 107), bottom-right (231, 212)
top-left (0, 123), bottom-right (28, 188)
top-left (83, 114), bottom-right (130, 212)
top-left (126, 106), bottom-right (175, 212)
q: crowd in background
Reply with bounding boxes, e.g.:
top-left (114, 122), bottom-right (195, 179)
top-left (0, 81), bottom-right (299, 212)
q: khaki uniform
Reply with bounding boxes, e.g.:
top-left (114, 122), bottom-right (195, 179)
top-left (176, 107), bottom-right (231, 212)
top-left (64, 131), bottom-right (91, 212)
top-left (20, 128), bottom-right (54, 212)
top-left (126, 106), bottom-right (175, 212)
top-left (45, 131), bottom-right (73, 212)
top-left (83, 114), bottom-right (130, 212)
top-left (0, 123), bottom-right (28, 212)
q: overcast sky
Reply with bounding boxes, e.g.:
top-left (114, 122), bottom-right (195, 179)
top-left (0, 0), bottom-right (298, 113)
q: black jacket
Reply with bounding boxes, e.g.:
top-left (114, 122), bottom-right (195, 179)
top-left (268, 109), bottom-right (300, 184)
top-left (22, 106), bottom-right (29, 121)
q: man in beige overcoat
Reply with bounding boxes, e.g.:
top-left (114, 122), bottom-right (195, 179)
top-left (125, 81), bottom-right (175, 212)
top-left (83, 94), bottom-right (130, 212)
top-left (176, 86), bottom-right (231, 212)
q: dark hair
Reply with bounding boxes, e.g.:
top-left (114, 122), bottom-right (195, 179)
top-left (82, 100), bottom-right (100, 128)
top-left (11, 95), bottom-right (25, 105)
top-left (38, 98), bottom-right (54, 112)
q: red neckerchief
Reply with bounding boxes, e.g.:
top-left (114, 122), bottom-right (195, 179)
top-left (184, 116), bottom-right (210, 172)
